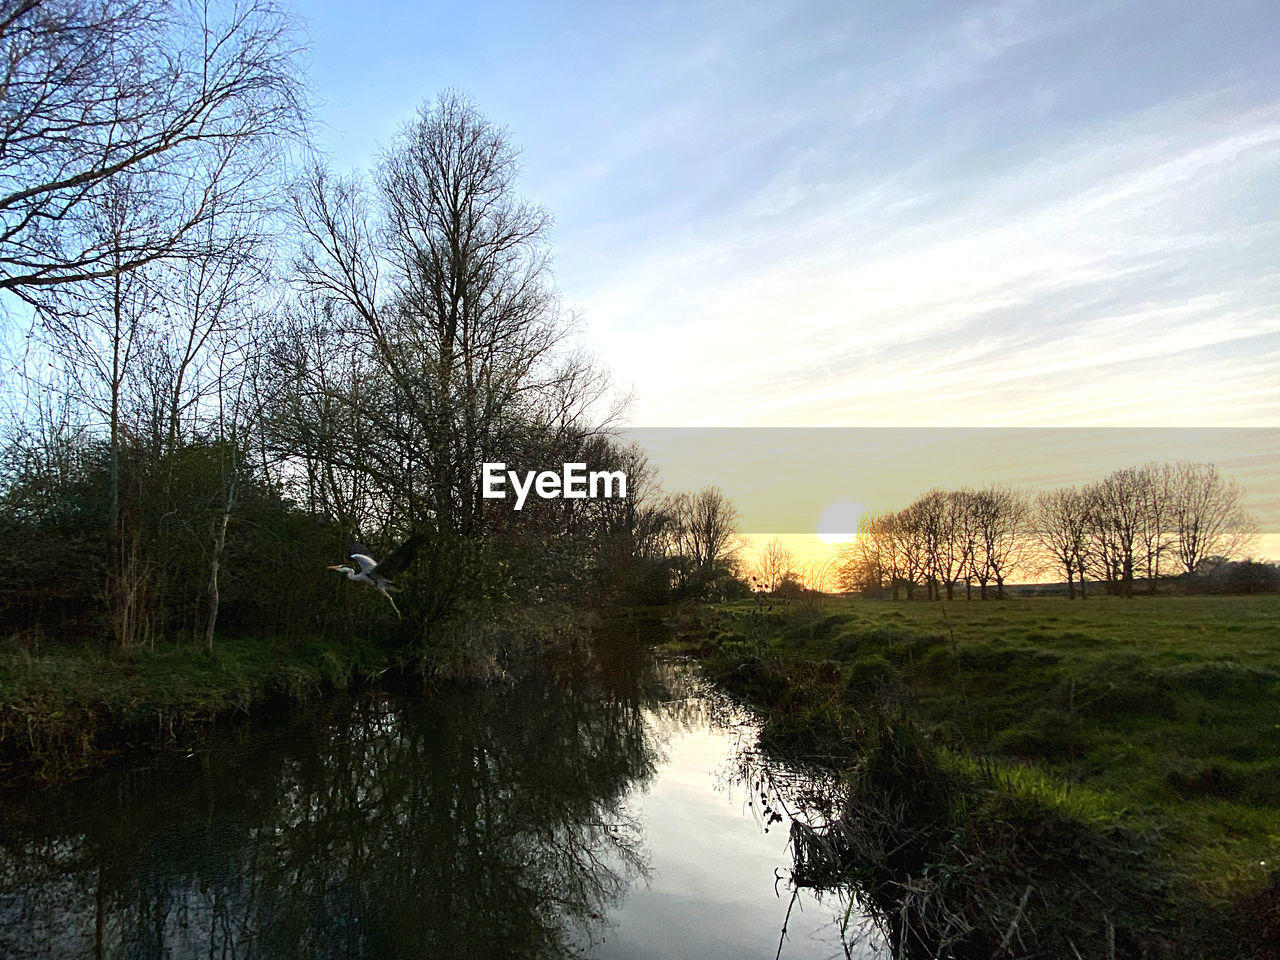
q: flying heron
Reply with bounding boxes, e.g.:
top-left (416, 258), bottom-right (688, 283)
top-left (328, 535), bottom-right (424, 618)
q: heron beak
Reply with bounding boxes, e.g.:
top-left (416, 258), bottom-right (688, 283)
top-left (326, 565), bottom-right (340, 570)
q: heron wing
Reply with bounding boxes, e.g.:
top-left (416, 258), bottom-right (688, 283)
top-left (372, 533), bottom-right (425, 579)
top-left (348, 544), bottom-right (379, 574)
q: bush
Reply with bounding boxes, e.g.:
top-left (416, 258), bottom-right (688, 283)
top-left (844, 653), bottom-right (897, 693)
top-left (1228, 561), bottom-right (1279, 594)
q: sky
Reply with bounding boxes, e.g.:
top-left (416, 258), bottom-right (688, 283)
top-left (300, 0), bottom-right (1280, 430)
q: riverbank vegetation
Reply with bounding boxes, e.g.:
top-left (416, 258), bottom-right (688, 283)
top-left (676, 594), bottom-right (1280, 958)
top-left (0, 1), bottom-right (753, 784)
top-left (0, 635), bottom-right (389, 783)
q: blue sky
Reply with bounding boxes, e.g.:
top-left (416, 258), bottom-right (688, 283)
top-left (301, 0), bottom-right (1280, 427)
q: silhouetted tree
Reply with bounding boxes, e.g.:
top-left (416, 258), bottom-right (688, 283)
top-left (1170, 461), bottom-right (1257, 577)
top-left (0, 0), bottom-right (303, 302)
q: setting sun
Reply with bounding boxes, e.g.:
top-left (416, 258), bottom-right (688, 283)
top-left (817, 499), bottom-right (864, 544)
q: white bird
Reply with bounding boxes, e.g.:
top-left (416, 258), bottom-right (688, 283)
top-left (328, 535), bottom-right (423, 618)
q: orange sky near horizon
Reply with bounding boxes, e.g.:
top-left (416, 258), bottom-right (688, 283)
top-left (618, 428), bottom-right (1280, 587)
top-left (736, 531), bottom-right (1280, 591)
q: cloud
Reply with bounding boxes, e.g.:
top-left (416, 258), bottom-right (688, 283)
top-left (573, 94), bottom-right (1280, 427)
top-left (298, 0), bottom-right (1280, 429)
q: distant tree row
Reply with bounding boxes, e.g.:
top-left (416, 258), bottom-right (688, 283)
top-left (836, 462), bottom-right (1258, 599)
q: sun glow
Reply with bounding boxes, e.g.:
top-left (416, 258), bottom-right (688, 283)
top-left (817, 499), bottom-right (864, 545)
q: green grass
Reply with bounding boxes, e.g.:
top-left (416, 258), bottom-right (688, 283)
top-left (0, 635), bottom-right (390, 783)
top-left (679, 594), bottom-right (1280, 899)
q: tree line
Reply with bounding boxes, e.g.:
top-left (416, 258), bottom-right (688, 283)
top-left (0, 1), bottom-right (745, 657)
top-left (833, 462), bottom-right (1258, 600)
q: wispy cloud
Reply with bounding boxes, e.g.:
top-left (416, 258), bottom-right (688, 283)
top-left (300, 0), bottom-right (1280, 427)
top-left (575, 91), bottom-right (1280, 426)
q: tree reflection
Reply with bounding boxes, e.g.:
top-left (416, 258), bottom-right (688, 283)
top-left (0, 643), bottom-right (658, 959)
top-left (722, 742), bottom-right (886, 960)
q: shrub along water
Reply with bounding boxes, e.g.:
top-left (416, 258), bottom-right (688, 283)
top-left (0, 635), bottom-right (388, 785)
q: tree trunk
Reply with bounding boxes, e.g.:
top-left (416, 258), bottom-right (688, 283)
top-left (204, 478), bottom-right (236, 652)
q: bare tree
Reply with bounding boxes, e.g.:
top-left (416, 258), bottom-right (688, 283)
top-left (894, 502), bottom-right (929, 600)
top-left (27, 186), bottom-right (162, 647)
top-left (293, 92), bottom-right (596, 536)
top-left (580, 442), bottom-right (672, 576)
top-left (198, 328), bottom-right (269, 650)
top-left (755, 535), bottom-right (795, 593)
top-left (973, 484), bottom-right (1029, 599)
top-left (259, 296), bottom-right (403, 533)
top-left (672, 485), bottom-right (740, 575)
top-left (952, 488), bottom-right (982, 600)
top-left (141, 220), bottom-right (268, 461)
top-left (1169, 461), bottom-right (1257, 576)
top-left (1135, 461), bottom-right (1173, 588)
top-left (916, 488), bottom-right (965, 600)
top-left (837, 510), bottom-right (898, 597)
top-left (1086, 468), bottom-right (1145, 596)
top-left (0, 0), bottom-right (304, 301)
top-left (1033, 486), bottom-right (1089, 599)
top-left (28, 172), bottom-right (279, 647)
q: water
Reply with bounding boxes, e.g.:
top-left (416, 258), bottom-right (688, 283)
top-left (0, 637), bottom-right (881, 959)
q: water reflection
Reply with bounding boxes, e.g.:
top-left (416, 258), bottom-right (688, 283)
top-left (1, 650), bottom-right (654, 958)
top-left (0, 634), bottom-right (870, 960)
top-left (722, 739), bottom-right (887, 959)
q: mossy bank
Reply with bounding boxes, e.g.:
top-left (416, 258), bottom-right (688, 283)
top-left (0, 603), bottom-right (609, 787)
top-left (0, 636), bottom-right (396, 786)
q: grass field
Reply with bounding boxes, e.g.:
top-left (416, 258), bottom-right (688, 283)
top-left (678, 594), bottom-right (1280, 915)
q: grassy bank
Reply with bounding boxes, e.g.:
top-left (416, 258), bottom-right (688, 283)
top-left (674, 594), bottom-right (1280, 958)
top-left (0, 635), bottom-right (391, 785)
top-left (0, 601), bottom-right (601, 787)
